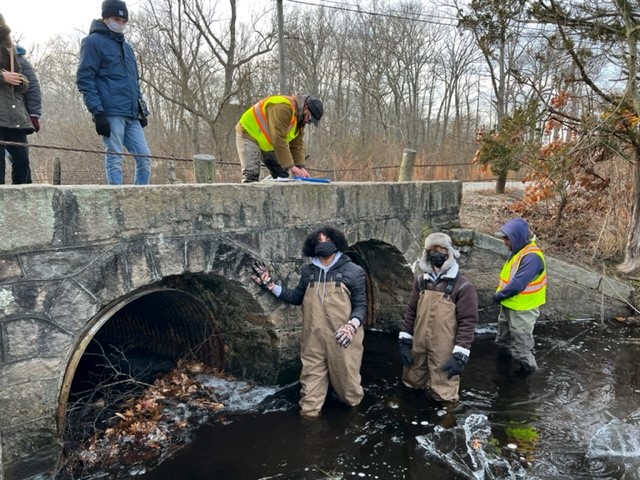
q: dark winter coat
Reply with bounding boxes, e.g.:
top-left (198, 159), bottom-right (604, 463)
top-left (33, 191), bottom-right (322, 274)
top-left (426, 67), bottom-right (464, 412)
top-left (0, 47), bottom-right (33, 133)
top-left (76, 19), bottom-right (144, 118)
top-left (16, 50), bottom-right (41, 118)
top-left (401, 271), bottom-right (478, 350)
top-left (277, 254), bottom-right (367, 324)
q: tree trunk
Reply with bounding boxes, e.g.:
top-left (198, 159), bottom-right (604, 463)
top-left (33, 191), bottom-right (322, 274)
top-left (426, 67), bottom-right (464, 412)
top-left (619, 150), bottom-right (640, 273)
top-left (495, 171), bottom-right (507, 194)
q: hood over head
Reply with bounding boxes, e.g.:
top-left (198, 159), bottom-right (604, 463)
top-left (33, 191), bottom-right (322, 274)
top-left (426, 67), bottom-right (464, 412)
top-left (496, 218), bottom-right (531, 252)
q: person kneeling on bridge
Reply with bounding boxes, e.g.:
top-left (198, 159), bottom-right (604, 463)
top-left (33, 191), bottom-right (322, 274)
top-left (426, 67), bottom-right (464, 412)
top-left (398, 232), bottom-right (478, 409)
top-left (251, 226), bottom-right (366, 418)
top-left (236, 94), bottom-right (323, 183)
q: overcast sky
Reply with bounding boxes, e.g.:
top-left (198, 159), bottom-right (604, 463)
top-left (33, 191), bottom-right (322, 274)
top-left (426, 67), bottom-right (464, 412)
top-left (2, 0), bottom-right (143, 50)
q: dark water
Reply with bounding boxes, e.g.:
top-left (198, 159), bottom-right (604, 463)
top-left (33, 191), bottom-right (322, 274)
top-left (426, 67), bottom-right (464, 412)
top-left (139, 320), bottom-right (640, 480)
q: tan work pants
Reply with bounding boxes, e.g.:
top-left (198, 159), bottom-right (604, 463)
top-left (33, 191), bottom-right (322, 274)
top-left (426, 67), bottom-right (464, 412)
top-left (402, 289), bottom-right (459, 402)
top-left (299, 282), bottom-right (364, 417)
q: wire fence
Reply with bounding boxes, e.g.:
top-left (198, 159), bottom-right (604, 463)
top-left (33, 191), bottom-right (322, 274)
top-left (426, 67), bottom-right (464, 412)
top-left (1, 139), bottom-right (517, 186)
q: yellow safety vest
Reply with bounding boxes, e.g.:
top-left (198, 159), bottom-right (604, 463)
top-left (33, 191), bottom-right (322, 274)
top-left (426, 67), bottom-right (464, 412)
top-left (497, 241), bottom-right (547, 310)
top-left (239, 95), bottom-right (299, 151)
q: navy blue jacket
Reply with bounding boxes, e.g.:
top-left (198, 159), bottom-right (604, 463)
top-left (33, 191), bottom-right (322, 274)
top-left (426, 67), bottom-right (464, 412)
top-left (277, 254), bottom-right (367, 324)
top-left (76, 19), bottom-right (143, 118)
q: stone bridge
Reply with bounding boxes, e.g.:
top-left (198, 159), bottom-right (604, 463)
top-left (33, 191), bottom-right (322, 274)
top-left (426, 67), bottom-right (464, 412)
top-left (0, 181), bottom-right (634, 479)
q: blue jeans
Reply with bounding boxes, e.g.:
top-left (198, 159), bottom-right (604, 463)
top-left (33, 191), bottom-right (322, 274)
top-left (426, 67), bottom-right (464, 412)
top-left (102, 116), bottom-right (151, 185)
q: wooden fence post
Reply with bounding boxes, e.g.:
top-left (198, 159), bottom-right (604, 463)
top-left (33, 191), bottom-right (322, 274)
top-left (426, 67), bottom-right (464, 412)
top-left (193, 154), bottom-right (216, 183)
top-left (52, 156), bottom-right (61, 185)
top-left (397, 148), bottom-right (416, 181)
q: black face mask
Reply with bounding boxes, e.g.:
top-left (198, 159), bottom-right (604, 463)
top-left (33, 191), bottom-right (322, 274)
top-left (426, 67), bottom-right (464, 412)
top-left (315, 241), bottom-right (337, 258)
top-left (428, 252), bottom-right (448, 268)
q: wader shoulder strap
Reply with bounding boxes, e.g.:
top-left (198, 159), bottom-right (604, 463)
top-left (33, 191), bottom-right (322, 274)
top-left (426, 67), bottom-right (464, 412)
top-left (443, 272), bottom-right (461, 299)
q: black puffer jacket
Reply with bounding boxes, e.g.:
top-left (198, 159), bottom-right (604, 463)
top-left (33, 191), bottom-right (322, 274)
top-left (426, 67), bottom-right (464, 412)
top-left (278, 254), bottom-right (367, 323)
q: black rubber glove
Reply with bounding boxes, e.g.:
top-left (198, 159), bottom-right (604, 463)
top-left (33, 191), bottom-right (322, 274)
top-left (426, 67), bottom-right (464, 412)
top-left (398, 337), bottom-right (413, 366)
top-left (442, 352), bottom-right (469, 379)
top-left (251, 261), bottom-right (274, 290)
top-left (94, 112), bottom-right (111, 137)
top-left (139, 115), bottom-right (148, 128)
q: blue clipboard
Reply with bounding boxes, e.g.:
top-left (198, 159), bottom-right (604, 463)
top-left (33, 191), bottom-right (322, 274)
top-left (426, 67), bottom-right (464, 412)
top-left (293, 176), bottom-right (331, 184)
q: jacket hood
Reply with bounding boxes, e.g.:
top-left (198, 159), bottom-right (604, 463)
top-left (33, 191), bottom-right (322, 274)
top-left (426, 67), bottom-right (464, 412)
top-left (89, 18), bottom-right (123, 40)
top-left (499, 218), bottom-right (531, 252)
top-left (311, 251), bottom-right (350, 271)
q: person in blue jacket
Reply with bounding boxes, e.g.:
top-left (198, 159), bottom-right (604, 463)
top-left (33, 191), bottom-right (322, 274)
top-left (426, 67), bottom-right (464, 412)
top-left (76, 0), bottom-right (151, 185)
top-left (494, 218), bottom-right (547, 373)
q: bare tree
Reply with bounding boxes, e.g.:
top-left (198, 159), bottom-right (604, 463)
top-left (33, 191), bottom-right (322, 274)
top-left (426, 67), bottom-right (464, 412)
top-left (135, 0), bottom-right (277, 161)
top-left (455, 0), bottom-right (531, 192)
top-left (532, 0), bottom-right (640, 273)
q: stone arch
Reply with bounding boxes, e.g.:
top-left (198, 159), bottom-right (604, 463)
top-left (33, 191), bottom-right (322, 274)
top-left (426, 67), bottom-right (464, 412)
top-left (348, 239), bottom-right (414, 333)
top-left (56, 286), bottom-right (225, 434)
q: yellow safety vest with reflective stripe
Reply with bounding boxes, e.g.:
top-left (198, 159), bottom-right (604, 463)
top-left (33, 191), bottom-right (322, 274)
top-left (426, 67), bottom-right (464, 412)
top-left (239, 95), bottom-right (298, 152)
top-left (497, 241), bottom-right (546, 310)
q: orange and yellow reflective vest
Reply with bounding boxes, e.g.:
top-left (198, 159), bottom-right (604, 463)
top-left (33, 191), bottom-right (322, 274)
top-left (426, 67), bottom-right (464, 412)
top-left (239, 95), bottom-right (299, 152)
top-left (496, 241), bottom-right (546, 310)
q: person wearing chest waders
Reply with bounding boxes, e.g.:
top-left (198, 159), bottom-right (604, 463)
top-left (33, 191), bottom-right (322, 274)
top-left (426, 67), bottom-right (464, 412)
top-left (494, 218), bottom-right (547, 374)
top-left (251, 226), bottom-right (367, 418)
top-left (398, 232), bottom-right (478, 410)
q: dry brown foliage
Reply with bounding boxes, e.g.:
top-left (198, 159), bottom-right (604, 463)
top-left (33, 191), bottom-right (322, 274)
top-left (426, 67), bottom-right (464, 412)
top-left (57, 360), bottom-right (231, 479)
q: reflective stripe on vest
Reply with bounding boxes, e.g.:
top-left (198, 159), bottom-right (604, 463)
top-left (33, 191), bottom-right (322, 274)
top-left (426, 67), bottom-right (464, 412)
top-left (497, 242), bottom-right (547, 310)
top-left (239, 95), bottom-right (298, 151)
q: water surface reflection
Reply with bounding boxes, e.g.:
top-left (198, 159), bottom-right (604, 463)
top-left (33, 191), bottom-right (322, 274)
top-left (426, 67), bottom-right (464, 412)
top-left (140, 320), bottom-right (640, 479)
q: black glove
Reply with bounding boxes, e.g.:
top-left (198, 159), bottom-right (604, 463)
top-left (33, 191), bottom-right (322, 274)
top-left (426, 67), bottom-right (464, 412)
top-left (442, 352), bottom-right (469, 379)
top-left (94, 112), bottom-right (111, 137)
top-left (139, 115), bottom-right (148, 128)
top-left (493, 294), bottom-right (502, 304)
top-left (251, 261), bottom-right (274, 290)
top-left (398, 337), bottom-right (413, 366)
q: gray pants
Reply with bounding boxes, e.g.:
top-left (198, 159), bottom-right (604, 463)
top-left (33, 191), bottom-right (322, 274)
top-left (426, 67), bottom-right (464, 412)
top-left (236, 135), bottom-right (288, 183)
top-left (495, 306), bottom-right (539, 370)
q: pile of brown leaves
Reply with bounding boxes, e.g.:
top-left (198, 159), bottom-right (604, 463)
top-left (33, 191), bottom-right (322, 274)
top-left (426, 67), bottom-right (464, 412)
top-left (58, 360), bottom-right (230, 479)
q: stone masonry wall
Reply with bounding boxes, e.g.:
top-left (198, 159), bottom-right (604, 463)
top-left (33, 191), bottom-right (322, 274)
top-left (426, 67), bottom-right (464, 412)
top-left (0, 181), bottom-right (461, 479)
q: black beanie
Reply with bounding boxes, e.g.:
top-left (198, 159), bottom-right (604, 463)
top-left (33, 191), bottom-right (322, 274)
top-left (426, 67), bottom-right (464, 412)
top-left (102, 0), bottom-right (129, 21)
